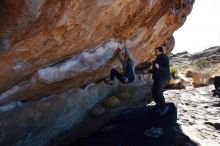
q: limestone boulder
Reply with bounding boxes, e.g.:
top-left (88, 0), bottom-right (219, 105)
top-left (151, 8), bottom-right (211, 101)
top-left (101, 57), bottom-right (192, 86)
top-left (165, 79), bottom-right (186, 90)
top-left (0, 80), bottom-right (152, 146)
top-left (0, 0), bottom-right (194, 105)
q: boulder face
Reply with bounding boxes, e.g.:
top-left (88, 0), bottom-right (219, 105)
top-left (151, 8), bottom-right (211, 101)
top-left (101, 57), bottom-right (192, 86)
top-left (0, 0), bottom-right (194, 105)
top-left (0, 80), bottom-right (153, 146)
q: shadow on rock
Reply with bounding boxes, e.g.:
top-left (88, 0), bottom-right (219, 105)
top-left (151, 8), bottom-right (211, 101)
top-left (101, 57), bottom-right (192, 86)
top-left (204, 122), bottom-right (220, 131)
top-left (70, 103), bottom-right (202, 146)
top-left (171, 124), bottom-right (201, 146)
top-left (72, 103), bottom-right (179, 146)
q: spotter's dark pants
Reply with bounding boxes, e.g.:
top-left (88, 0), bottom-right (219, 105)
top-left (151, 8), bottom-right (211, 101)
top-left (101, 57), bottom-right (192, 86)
top-left (152, 79), bottom-right (166, 109)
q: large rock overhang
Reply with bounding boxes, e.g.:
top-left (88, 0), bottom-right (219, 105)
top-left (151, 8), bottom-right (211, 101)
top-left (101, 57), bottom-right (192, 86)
top-left (0, 0), bottom-right (195, 105)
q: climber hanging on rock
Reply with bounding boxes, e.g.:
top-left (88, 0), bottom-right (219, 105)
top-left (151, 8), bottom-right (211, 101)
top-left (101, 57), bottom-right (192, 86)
top-left (105, 41), bottom-right (136, 85)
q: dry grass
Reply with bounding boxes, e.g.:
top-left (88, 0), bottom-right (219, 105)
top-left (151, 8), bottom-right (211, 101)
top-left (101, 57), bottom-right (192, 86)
top-left (172, 61), bottom-right (220, 87)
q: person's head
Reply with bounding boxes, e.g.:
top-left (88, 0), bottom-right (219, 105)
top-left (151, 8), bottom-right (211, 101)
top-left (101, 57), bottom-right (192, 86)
top-left (155, 46), bottom-right (164, 56)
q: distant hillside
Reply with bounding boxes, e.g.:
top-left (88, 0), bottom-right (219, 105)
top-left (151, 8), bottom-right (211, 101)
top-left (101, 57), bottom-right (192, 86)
top-left (169, 46), bottom-right (220, 76)
top-left (170, 46), bottom-right (220, 65)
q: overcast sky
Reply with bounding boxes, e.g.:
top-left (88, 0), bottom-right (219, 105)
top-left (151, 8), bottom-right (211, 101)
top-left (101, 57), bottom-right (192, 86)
top-left (173, 0), bottom-right (220, 54)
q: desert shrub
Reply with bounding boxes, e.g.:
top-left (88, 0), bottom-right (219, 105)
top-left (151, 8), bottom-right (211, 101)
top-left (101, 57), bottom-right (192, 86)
top-left (170, 66), bottom-right (178, 79)
top-left (192, 72), bottom-right (211, 87)
top-left (192, 59), bottom-right (215, 75)
top-left (190, 59), bottom-right (214, 87)
top-left (192, 59), bottom-right (206, 70)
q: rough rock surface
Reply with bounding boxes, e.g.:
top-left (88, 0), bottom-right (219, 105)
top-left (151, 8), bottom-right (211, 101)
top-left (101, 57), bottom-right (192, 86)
top-left (0, 0), bottom-right (194, 105)
top-left (0, 80), bottom-right (152, 146)
top-left (165, 85), bottom-right (220, 146)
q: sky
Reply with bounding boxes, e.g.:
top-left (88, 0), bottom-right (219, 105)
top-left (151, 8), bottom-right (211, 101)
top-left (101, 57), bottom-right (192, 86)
top-left (173, 0), bottom-right (220, 54)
